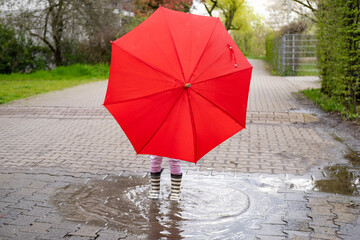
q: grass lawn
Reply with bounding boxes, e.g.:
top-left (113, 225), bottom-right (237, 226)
top-left (0, 64), bottom-right (109, 104)
top-left (296, 64), bottom-right (320, 76)
top-left (301, 88), bottom-right (359, 122)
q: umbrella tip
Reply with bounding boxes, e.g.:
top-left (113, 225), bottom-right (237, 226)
top-left (184, 83), bottom-right (191, 88)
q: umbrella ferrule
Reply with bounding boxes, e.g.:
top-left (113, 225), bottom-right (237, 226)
top-left (184, 83), bottom-right (191, 88)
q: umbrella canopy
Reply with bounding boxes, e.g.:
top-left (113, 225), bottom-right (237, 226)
top-left (104, 7), bottom-right (253, 163)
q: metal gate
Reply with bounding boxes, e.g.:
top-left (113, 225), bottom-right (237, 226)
top-left (277, 34), bottom-right (318, 75)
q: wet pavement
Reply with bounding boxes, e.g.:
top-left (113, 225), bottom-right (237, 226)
top-left (1, 59), bottom-right (360, 239)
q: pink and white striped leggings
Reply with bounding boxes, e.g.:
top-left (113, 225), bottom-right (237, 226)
top-left (150, 155), bottom-right (182, 175)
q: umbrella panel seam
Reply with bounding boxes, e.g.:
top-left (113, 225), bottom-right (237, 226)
top-left (112, 42), bottom-right (183, 86)
top-left (186, 89), bottom-right (198, 162)
top-left (137, 88), bottom-right (186, 155)
top-left (161, 8), bottom-right (187, 83)
top-left (187, 19), bottom-right (220, 84)
top-left (189, 88), bottom-right (246, 129)
top-left (103, 87), bottom-right (183, 106)
top-left (191, 67), bottom-right (253, 87)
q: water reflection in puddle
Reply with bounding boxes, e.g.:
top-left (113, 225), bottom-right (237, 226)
top-left (313, 165), bottom-right (360, 195)
top-left (50, 174), bottom-right (293, 239)
top-left (313, 133), bottom-right (360, 196)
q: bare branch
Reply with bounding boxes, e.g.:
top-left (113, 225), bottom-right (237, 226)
top-left (292, 0), bottom-right (317, 13)
top-left (29, 31), bottom-right (55, 53)
top-left (292, 8), bottom-right (317, 23)
top-left (204, 0), bottom-right (217, 17)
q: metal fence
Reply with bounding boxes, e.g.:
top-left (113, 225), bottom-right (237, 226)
top-left (276, 34), bottom-right (318, 75)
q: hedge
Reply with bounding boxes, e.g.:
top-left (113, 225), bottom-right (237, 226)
top-left (317, 0), bottom-right (360, 116)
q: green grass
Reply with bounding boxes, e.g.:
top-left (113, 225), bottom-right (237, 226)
top-left (301, 88), bottom-right (359, 122)
top-left (296, 64), bottom-right (320, 76)
top-left (0, 64), bottom-right (109, 104)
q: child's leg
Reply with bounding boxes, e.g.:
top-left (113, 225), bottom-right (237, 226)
top-left (168, 158), bottom-right (181, 175)
top-left (168, 158), bottom-right (182, 201)
top-left (150, 155), bottom-right (163, 173)
top-left (149, 155), bottom-right (163, 200)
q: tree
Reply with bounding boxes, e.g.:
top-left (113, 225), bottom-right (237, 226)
top-left (0, 0), bottom-right (125, 66)
top-left (291, 0), bottom-right (318, 22)
top-left (134, 0), bottom-right (193, 16)
top-left (202, 0), bottom-right (245, 31)
top-left (231, 4), bottom-right (268, 56)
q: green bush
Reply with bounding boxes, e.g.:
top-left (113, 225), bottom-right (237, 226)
top-left (317, 0), bottom-right (360, 116)
top-left (265, 32), bottom-right (280, 75)
top-left (0, 22), bottom-right (50, 74)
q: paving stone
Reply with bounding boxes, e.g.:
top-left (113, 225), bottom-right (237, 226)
top-left (309, 206), bottom-right (334, 216)
top-left (0, 202), bottom-right (10, 211)
top-left (68, 225), bottom-right (103, 238)
top-left (286, 210), bottom-right (310, 221)
top-left (24, 193), bottom-right (50, 203)
top-left (64, 236), bottom-right (93, 240)
top-left (22, 206), bottom-right (52, 218)
top-left (257, 224), bottom-right (286, 237)
top-left (37, 212), bottom-right (63, 224)
top-left (9, 199), bottom-right (37, 210)
top-left (306, 198), bottom-right (330, 207)
top-left (284, 192), bottom-right (307, 202)
top-left (256, 236), bottom-right (285, 240)
top-left (283, 219), bottom-right (311, 232)
top-left (334, 213), bottom-right (358, 224)
top-left (12, 187), bottom-right (38, 196)
top-left (13, 231), bottom-right (37, 240)
top-left (34, 232), bottom-right (68, 239)
top-left (285, 230), bottom-right (311, 239)
top-left (311, 235), bottom-right (341, 240)
top-left (1, 207), bottom-right (25, 219)
top-left (4, 214), bottom-right (36, 226)
top-left (308, 215), bottom-right (335, 227)
top-left (21, 222), bottom-right (52, 233)
top-left (0, 224), bottom-right (19, 237)
top-left (310, 225), bottom-right (339, 238)
top-left (264, 213), bottom-right (286, 225)
top-left (96, 229), bottom-right (127, 240)
top-left (1, 193), bottom-right (24, 203)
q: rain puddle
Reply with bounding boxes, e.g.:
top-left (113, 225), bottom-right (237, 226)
top-left (287, 107), bottom-right (318, 115)
top-left (313, 165), bottom-right (359, 195)
top-left (313, 134), bottom-right (360, 195)
top-left (50, 174), bottom-right (292, 239)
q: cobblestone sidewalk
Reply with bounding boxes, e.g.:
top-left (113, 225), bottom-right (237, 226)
top-left (1, 60), bottom-right (359, 239)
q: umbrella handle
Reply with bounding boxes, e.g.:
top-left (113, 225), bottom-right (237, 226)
top-left (227, 44), bottom-right (238, 68)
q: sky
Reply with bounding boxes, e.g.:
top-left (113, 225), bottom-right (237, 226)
top-left (245, 0), bottom-right (270, 18)
top-left (192, 0), bottom-right (270, 18)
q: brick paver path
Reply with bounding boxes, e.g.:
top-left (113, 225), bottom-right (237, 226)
top-left (1, 59), bottom-right (359, 240)
top-left (0, 60), bottom-right (334, 175)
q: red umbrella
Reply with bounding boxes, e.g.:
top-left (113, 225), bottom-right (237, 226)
top-left (104, 7), bottom-right (253, 164)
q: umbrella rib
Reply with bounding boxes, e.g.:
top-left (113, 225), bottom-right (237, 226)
top-left (137, 88), bottom-right (186, 154)
top-left (189, 88), bottom-right (246, 129)
top-left (186, 90), bottom-right (198, 162)
top-left (162, 9), bottom-right (186, 83)
top-left (112, 42), bottom-right (183, 85)
top-left (187, 19), bottom-right (219, 83)
top-left (104, 87), bottom-right (183, 106)
top-left (191, 67), bottom-right (253, 87)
